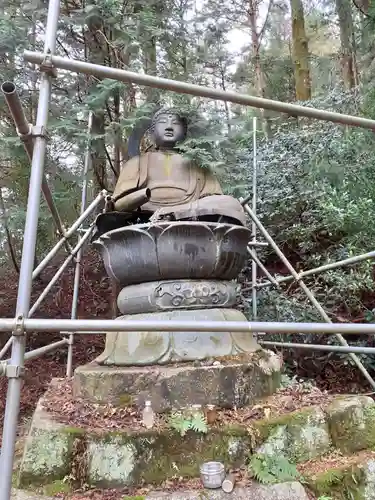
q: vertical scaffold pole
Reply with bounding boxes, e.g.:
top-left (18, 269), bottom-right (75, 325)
top-left (251, 117), bottom-right (257, 320)
top-left (66, 112), bottom-right (93, 377)
top-left (0, 0), bottom-right (60, 496)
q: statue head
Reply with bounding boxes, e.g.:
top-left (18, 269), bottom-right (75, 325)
top-left (151, 108), bottom-right (187, 149)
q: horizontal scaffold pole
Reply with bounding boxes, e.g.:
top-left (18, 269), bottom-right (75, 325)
top-left (260, 340), bottom-right (375, 354)
top-left (1, 318), bottom-right (375, 334)
top-left (256, 248), bottom-right (375, 290)
top-left (24, 50), bottom-right (375, 131)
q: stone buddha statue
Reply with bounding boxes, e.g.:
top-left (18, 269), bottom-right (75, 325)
top-left (91, 108), bottom-right (257, 367)
top-left (102, 108), bottom-right (246, 229)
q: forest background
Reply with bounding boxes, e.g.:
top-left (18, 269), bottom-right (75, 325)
top-left (0, 0), bottom-right (374, 423)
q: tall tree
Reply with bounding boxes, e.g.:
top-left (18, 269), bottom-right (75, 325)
top-left (336, 0), bottom-right (358, 88)
top-left (290, 0), bottom-right (311, 100)
top-left (247, 0), bottom-right (274, 137)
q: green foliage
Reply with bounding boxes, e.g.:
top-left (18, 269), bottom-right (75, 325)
top-left (231, 89), bottom-right (375, 320)
top-left (248, 453), bottom-right (302, 485)
top-left (168, 409), bottom-right (208, 437)
top-left (122, 496), bottom-right (145, 500)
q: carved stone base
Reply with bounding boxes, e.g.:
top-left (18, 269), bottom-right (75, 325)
top-left (95, 308), bottom-right (259, 366)
top-left (117, 279), bottom-right (238, 315)
top-left (74, 350), bottom-right (282, 411)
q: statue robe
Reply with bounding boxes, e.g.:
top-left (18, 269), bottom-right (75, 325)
top-left (112, 150), bottom-right (246, 226)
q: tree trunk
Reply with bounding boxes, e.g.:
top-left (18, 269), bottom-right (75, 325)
top-left (85, 4), bottom-right (109, 192)
top-left (248, 0), bottom-right (272, 138)
top-left (336, 0), bottom-right (357, 88)
top-left (290, 0), bottom-right (311, 100)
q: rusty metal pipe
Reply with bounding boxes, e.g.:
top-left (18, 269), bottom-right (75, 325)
top-left (2, 81), bottom-right (67, 241)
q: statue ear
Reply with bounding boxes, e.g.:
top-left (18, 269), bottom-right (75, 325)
top-left (128, 118), bottom-right (153, 158)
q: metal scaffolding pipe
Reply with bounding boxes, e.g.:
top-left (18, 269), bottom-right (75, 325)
top-left (67, 112), bottom-right (93, 377)
top-left (256, 248), bottom-right (375, 290)
top-left (0, 338), bottom-right (13, 360)
top-left (0, 318), bottom-right (374, 334)
top-left (23, 51), bottom-right (375, 131)
top-left (0, 0), bottom-right (60, 496)
top-left (32, 191), bottom-right (105, 280)
top-left (247, 247), bottom-right (280, 287)
top-left (260, 340), bottom-right (375, 354)
top-left (3, 339), bottom-right (68, 364)
top-left (29, 226), bottom-right (94, 317)
top-left (248, 241), bottom-right (268, 248)
top-left (2, 81), bottom-right (67, 241)
top-left (243, 203), bottom-right (375, 389)
top-left (251, 117), bottom-right (258, 320)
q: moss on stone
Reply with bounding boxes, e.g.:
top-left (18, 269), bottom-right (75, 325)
top-left (43, 480), bottom-right (72, 495)
top-left (253, 406), bottom-right (331, 463)
top-left (326, 396), bottom-right (375, 454)
top-left (18, 428), bottom-right (74, 488)
top-left (118, 394), bottom-right (134, 407)
top-left (62, 426), bottom-right (86, 436)
top-left (131, 428), bottom-right (250, 485)
top-left (306, 464), bottom-right (365, 499)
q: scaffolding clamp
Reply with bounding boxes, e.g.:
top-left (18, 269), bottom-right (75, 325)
top-left (0, 360), bottom-right (24, 379)
top-left (13, 315), bottom-right (25, 337)
top-left (31, 125), bottom-right (49, 140)
top-left (39, 51), bottom-right (58, 78)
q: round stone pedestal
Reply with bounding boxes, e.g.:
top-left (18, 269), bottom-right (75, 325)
top-left (95, 308), bottom-right (259, 366)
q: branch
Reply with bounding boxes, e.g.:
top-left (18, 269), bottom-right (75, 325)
top-left (258, 0), bottom-right (274, 45)
top-left (0, 187), bottom-right (19, 274)
top-left (104, 145), bottom-right (117, 177)
top-left (105, 101), bottom-right (113, 123)
top-left (352, 0), bottom-right (370, 16)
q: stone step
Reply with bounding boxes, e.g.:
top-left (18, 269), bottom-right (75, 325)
top-left (16, 380), bottom-right (375, 493)
top-left (303, 450), bottom-right (375, 499)
top-left (12, 491), bottom-right (52, 500)
top-left (13, 483), bottom-right (308, 500)
top-left (145, 482), bottom-right (309, 499)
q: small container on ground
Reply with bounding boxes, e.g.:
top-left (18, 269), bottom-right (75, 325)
top-left (200, 461), bottom-right (225, 489)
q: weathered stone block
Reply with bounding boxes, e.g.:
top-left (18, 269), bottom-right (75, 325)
top-left (87, 438), bottom-right (137, 485)
top-left (18, 403), bottom-right (251, 488)
top-left (74, 350), bottom-right (282, 411)
top-left (326, 396), bottom-right (375, 453)
top-left (255, 407), bottom-right (331, 463)
top-left (363, 459), bottom-right (375, 500)
top-left (17, 404), bottom-right (74, 487)
top-left (306, 454), bottom-right (375, 499)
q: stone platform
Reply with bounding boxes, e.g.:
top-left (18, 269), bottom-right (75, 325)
top-left (74, 350), bottom-right (282, 411)
top-left (17, 377), bottom-right (375, 498)
top-left (12, 484), bottom-right (310, 500)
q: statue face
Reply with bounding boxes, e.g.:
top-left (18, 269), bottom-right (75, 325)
top-left (153, 113), bottom-right (186, 148)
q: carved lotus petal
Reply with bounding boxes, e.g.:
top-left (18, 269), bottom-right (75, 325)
top-left (94, 221), bottom-right (251, 286)
top-left (214, 225), bottom-right (251, 279)
top-left (157, 222), bottom-right (217, 279)
top-left (93, 226), bottom-right (159, 285)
